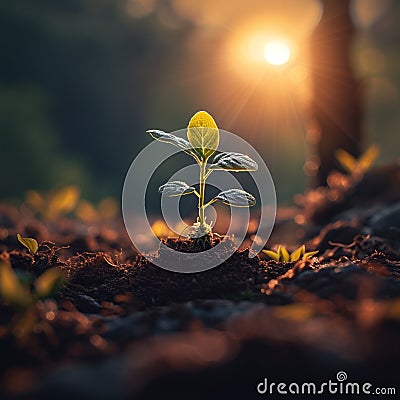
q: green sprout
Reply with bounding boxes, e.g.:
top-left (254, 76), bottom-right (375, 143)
top-left (147, 111), bottom-right (258, 238)
top-left (0, 262), bottom-right (66, 338)
top-left (17, 233), bottom-right (39, 254)
top-left (263, 245), bottom-right (318, 262)
top-left (0, 262), bottom-right (66, 311)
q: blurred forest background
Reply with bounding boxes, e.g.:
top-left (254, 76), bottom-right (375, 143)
top-left (1, 0), bottom-right (399, 205)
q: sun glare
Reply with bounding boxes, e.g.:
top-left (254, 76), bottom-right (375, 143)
top-left (264, 41), bottom-right (291, 65)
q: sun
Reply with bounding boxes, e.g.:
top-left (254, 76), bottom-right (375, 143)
top-left (263, 41), bottom-right (291, 65)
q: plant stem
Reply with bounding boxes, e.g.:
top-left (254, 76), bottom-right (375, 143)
top-left (198, 161), bottom-right (206, 227)
top-left (203, 198), bottom-right (217, 209)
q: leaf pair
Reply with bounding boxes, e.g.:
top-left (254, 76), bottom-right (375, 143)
top-left (263, 245), bottom-right (318, 262)
top-left (159, 183), bottom-right (256, 207)
top-left (0, 262), bottom-right (66, 310)
top-left (148, 127), bottom-right (258, 173)
top-left (335, 145), bottom-right (379, 176)
top-left (148, 111), bottom-right (258, 172)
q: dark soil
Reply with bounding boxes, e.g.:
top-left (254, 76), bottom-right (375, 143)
top-left (1, 166), bottom-right (400, 399)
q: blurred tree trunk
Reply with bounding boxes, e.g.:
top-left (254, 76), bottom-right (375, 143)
top-left (308, 0), bottom-right (363, 186)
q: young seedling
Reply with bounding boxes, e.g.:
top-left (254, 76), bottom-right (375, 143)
top-left (335, 145), bottom-right (379, 177)
top-left (263, 245), bottom-right (318, 262)
top-left (147, 111), bottom-right (258, 239)
top-left (0, 262), bottom-right (65, 311)
top-left (0, 262), bottom-right (66, 338)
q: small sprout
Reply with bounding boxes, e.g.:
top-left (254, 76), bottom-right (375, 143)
top-left (17, 233), bottom-right (39, 254)
top-left (263, 245), bottom-right (318, 262)
top-left (34, 268), bottom-right (66, 299)
top-left (335, 145), bottom-right (379, 176)
top-left (147, 111), bottom-right (258, 238)
top-left (0, 262), bottom-right (32, 309)
top-left (0, 262), bottom-right (66, 311)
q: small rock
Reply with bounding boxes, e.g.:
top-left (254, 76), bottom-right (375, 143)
top-left (75, 295), bottom-right (102, 313)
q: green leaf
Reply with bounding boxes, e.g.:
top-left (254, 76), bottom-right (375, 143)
top-left (210, 152), bottom-right (258, 171)
top-left (187, 111), bottom-right (219, 161)
top-left (147, 130), bottom-right (197, 158)
top-left (303, 250), bottom-right (319, 259)
top-left (290, 245), bottom-right (305, 262)
top-left (17, 234), bottom-right (38, 254)
top-left (262, 249), bottom-right (280, 261)
top-left (214, 189), bottom-right (256, 207)
top-left (278, 245), bottom-right (290, 262)
top-left (159, 181), bottom-right (196, 197)
top-left (0, 262), bottom-right (32, 308)
top-left (35, 268), bottom-right (66, 299)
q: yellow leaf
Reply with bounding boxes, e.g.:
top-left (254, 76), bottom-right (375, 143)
top-left (49, 186), bottom-right (80, 215)
top-left (262, 250), bottom-right (280, 261)
top-left (335, 149), bottom-right (356, 174)
top-left (35, 268), bottom-right (66, 299)
top-left (279, 245), bottom-right (290, 262)
top-left (187, 111), bottom-right (219, 161)
top-left (0, 262), bottom-right (32, 307)
top-left (303, 250), bottom-right (319, 259)
top-left (290, 245), bottom-right (305, 262)
top-left (358, 145), bottom-right (379, 172)
top-left (17, 233), bottom-right (38, 254)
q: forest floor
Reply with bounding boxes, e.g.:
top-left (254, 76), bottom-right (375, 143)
top-left (1, 166), bottom-right (400, 399)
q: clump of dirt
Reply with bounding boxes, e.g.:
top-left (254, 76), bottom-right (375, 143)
top-left (162, 234), bottom-right (225, 252)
